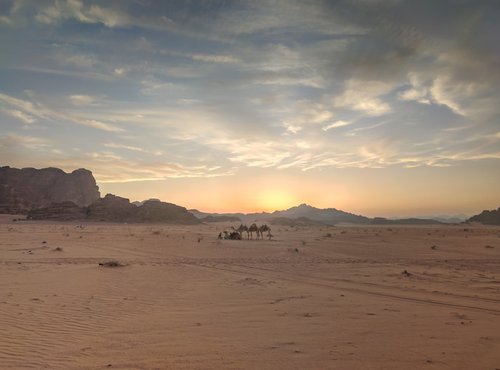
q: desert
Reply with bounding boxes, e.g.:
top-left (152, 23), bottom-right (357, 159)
top-left (1, 216), bottom-right (499, 369)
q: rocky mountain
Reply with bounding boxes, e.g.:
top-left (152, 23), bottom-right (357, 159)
top-left (28, 194), bottom-right (200, 224)
top-left (272, 203), bottom-right (370, 225)
top-left (467, 207), bottom-right (500, 225)
top-left (0, 166), bottom-right (100, 213)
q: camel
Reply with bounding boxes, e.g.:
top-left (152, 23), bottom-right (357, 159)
top-left (233, 224), bottom-right (249, 239)
top-left (222, 230), bottom-right (242, 240)
top-left (258, 224), bottom-right (272, 240)
top-left (248, 223), bottom-right (258, 239)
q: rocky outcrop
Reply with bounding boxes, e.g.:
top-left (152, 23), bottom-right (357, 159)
top-left (134, 200), bottom-right (200, 224)
top-left (27, 194), bottom-right (200, 224)
top-left (27, 201), bottom-right (87, 221)
top-left (87, 194), bottom-right (137, 222)
top-left (467, 207), bottom-right (500, 225)
top-left (0, 166), bottom-right (100, 213)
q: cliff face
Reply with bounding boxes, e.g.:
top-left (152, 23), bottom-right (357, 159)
top-left (0, 166), bottom-right (100, 213)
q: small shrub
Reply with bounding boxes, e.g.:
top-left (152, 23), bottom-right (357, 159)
top-left (53, 247), bottom-right (63, 252)
top-left (99, 260), bottom-right (124, 268)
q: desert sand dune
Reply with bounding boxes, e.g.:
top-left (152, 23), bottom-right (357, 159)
top-left (1, 217), bottom-right (499, 369)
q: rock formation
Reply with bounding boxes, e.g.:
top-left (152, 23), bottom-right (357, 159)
top-left (133, 199), bottom-right (200, 224)
top-left (0, 166), bottom-right (100, 213)
top-left (87, 194), bottom-right (137, 222)
top-left (27, 194), bottom-right (200, 224)
top-left (467, 207), bottom-right (500, 225)
top-left (27, 201), bottom-right (87, 221)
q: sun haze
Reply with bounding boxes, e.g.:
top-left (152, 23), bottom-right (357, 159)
top-left (1, 1), bottom-right (499, 216)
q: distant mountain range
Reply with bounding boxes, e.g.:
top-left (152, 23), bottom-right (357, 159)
top-left (190, 203), bottom-right (448, 226)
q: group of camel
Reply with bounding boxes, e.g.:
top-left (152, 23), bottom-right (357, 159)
top-left (218, 223), bottom-right (272, 240)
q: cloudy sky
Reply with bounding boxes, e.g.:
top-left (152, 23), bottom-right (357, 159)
top-left (1, 0), bottom-right (499, 216)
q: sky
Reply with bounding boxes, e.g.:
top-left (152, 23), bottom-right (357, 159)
top-left (1, 0), bottom-right (499, 217)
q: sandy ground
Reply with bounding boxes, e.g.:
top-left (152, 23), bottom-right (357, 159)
top-left (0, 215), bottom-right (499, 370)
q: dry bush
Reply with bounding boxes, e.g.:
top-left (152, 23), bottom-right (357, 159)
top-left (99, 260), bottom-right (125, 268)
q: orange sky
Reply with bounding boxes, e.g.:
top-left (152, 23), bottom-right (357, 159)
top-left (99, 164), bottom-right (500, 217)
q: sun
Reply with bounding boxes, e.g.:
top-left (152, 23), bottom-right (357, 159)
top-left (255, 189), bottom-right (297, 212)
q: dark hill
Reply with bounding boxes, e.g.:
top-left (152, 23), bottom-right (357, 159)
top-left (28, 194), bottom-right (200, 224)
top-left (272, 203), bottom-right (370, 225)
top-left (467, 207), bottom-right (500, 225)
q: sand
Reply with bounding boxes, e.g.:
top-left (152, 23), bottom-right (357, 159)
top-left (0, 215), bottom-right (499, 369)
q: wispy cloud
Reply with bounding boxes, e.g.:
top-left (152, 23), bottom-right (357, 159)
top-left (0, 92), bottom-right (122, 132)
top-left (104, 142), bottom-right (144, 152)
top-left (334, 79), bottom-right (393, 116)
top-left (69, 94), bottom-right (100, 106)
top-left (35, 0), bottom-right (129, 28)
top-left (1, 108), bottom-right (36, 124)
top-left (322, 120), bottom-right (352, 131)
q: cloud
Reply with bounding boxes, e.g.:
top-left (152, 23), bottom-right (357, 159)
top-left (104, 142), bottom-right (144, 152)
top-left (322, 120), bottom-right (352, 131)
top-left (0, 92), bottom-right (122, 132)
top-left (0, 15), bottom-right (12, 25)
top-left (69, 94), bottom-right (100, 106)
top-left (429, 76), bottom-right (467, 116)
top-left (334, 79), bottom-right (394, 116)
top-left (35, 0), bottom-right (129, 27)
top-left (1, 108), bottom-right (36, 124)
top-left (0, 133), bottom-right (50, 150)
top-left (190, 54), bottom-right (239, 63)
top-left (113, 68), bottom-right (126, 76)
top-left (398, 73), bottom-right (431, 104)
